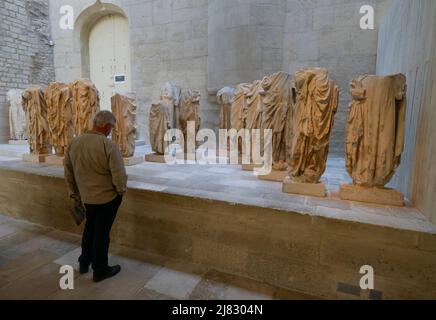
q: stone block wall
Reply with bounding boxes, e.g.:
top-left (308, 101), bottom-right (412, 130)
top-left (282, 0), bottom-right (391, 155)
top-left (0, 0), bottom-right (55, 143)
top-left (377, 0), bottom-right (436, 224)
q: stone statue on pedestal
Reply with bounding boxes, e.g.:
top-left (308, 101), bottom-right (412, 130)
top-left (284, 68), bottom-right (339, 197)
top-left (217, 87), bottom-right (236, 130)
top-left (69, 79), bottom-right (100, 136)
top-left (149, 101), bottom-right (171, 155)
top-left (260, 71), bottom-right (293, 172)
top-left (45, 82), bottom-right (74, 156)
top-left (231, 83), bottom-right (251, 132)
top-left (22, 86), bottom-right (52, 155)
top-left (161, 82), bottom-right (181, 129)
top-left (7, 89), bottom-right (27, 141)
top-left (111, 93), bottom-right (137, 158)
top-left (178, 90), bottom-right (201, 145)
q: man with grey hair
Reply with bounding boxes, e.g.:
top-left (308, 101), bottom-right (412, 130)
top-left (64, 110), bottom-right (127, 282)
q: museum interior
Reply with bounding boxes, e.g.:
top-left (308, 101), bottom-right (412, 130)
top-left (0, 0), bottom-right (435, 300)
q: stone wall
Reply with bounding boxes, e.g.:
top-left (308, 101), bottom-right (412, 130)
top-left (282, 0), bottom-right (390, 155)
top-left (48, 0), bottom-right (388, 151)
top-left (0, 0), bottom-right (55, 143)
top-left (376, 0), bottom-right (436, 224)
top-left (49, 0), bottom-right (209, 143)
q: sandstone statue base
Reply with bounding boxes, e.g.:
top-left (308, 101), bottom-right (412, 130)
top-left (124, 156), bottom-right (144, 167)
top-left (145, 153), bottom-right (166, 163)
top-left (339, 184), bottom-right (404, 207)
top-left (45, 155), bottom-right (64, 166)
top-left (242, 164), bottom-right (262, 171)
top-left (283, 176), bottom-right (326, 197)
top-left (258, 170), bottom-right (288, 182)
top-left (22, 153), bottom-right (51, 164)
top-left (8, 140), bottom-right (28, 146)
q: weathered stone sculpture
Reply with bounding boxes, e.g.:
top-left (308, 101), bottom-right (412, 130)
top-left (245, 80), bottom-right (263, 134)
top-left (161, 82), bottom-right (181, 129)
top-left (7, 89), bottom-right (27, 141)
top-left (45, 82), bottom-right (74, 156)
top-left (217, 87), bottom-right (236, 130)
top-left (149, 101), bottom-right (171, 156)
top-left (231, 83), bottom-right (251, 132)
top-left (69, 79), bottom-right (100, 136)
top-left (284, 68), bottom-right (339, 197)
top-left (22, 86), bottom-right (52, 160)
top-left (260, 71), bottom-right (293, 176)
top-left (178, 90), bottom-right (201, 146)
top-left (340, 74), bottom-right (407, 206)
top-left (111, 93), bottom-right (137, 158)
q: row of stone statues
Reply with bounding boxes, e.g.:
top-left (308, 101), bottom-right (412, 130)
top-left (216, 69), bottom-right (407, 205)
top-left (149, 82), bottom-right (201, 156)
top-left (9, 79), bottom-right (138, 164)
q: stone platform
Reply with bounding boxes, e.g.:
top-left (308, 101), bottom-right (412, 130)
top-left (0, 149), bottom-right (434, 299)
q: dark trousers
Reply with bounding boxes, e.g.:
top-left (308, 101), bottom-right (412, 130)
top-left (79, 195), bottom-right (122, 273)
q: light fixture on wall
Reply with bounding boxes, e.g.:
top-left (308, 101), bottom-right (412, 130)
top-left (49, 40), bottom-right (55, 47)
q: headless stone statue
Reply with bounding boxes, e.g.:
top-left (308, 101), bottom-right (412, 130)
top-left (111, 93), bottom-right (137, 158)
top-left (345, 74), bottom-right (407, 187)
top-left (178, 90), bottom-right (201, 146)
top-left (289, 68), bottom-right (339, 184)
top-left (149, 101), bottom-right (171, 155)
top-left (161, 82), bottom-right (181, 129)
top-left (261, 71), bottom-right (293, 171)
top-left (7, 89), bottom-right (27, 141)
top-left (69, 79), bottom-right (100, 136)
top-left (217, 87), bottom-right (236, 130)
top-left (231, 83), bottom-right (251, 132)
top-left (22, 86), bottom-right (52, 155)
top-left (45, 82), bottom-right (74, 156)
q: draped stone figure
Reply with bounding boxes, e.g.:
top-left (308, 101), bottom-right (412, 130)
top-left (261, 72), bottom-right (293, 171)
top-left (7, 89), bottom-right (27, 141)
top-left (231, 83), bottom-right (251, 132)
top-left (161, 82), bottom-right (181, 129)
top-left (245, 80), bottom-right (263, 133)
top-left (345, 74), bottom-right (407, 187)
top-left (178, 90), bottom-right (201, 144)
top-left (45, 82), bottom-right (74, 156)
top-left (69, 79), bottom-right (100, 136)
top-left (149, 101), bottom-right (171, 155)
top-left (289, 68), bottom-right (339, 184)
top-left (217, 87), bottom-right (236, 130)
top-left (111, 93), bottom-right (137, 158)
top-left (22, 86), bottom-right (51, 155)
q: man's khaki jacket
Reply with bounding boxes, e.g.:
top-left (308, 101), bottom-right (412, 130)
top-left (64, 131), bottom-right (128, 205)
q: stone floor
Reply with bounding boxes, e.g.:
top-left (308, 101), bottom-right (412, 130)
top-left (0, 214), bottom-right (318, 300)
top-left (0, 144), bottom-right (434, 235)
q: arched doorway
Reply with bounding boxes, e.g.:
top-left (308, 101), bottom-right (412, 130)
top-left (89, 14), bottom-right (131, 110)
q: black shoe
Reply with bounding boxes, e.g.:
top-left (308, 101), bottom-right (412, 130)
top-left (93, 265), bottom-right (121, 282)
top-left (79, 264), bottom-right (90, 274)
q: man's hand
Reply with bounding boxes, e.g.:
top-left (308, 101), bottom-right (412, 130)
top-left (69, 194), bottom-right (86, 226)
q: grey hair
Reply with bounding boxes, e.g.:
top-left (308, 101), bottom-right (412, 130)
top-left (93, 110), bottom-right (117, 127)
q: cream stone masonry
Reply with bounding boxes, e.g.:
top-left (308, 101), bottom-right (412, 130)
top-left (45, 82), bottom-right (74, 157)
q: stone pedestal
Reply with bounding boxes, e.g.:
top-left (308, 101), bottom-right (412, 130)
top-left (123, 156), bottom-right (144, 166)
top-left (339, 184), bottom-right (404, 207)
top-left (8, 140), bottom-right (28, 146)
top-left (258, 170), bottom-right (288, 182)
top-left (22, 153), bottom-right (51, 164)
top-left (145, 153), bottom-right (167, 163)
top-left (283, 176), bottom-right (326, 197)
top-left (242, 164), bottom-right (262, 171)
top-left (45, 155), bottom-right (64, 166)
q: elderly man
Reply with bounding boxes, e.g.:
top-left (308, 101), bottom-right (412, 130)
top-left (64, 110), bottom-right (127, 282)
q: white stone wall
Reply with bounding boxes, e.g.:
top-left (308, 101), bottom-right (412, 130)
top-left (377, 0), bottom-right (436, 223)
top-left (49, 0), bottom-right (209, 143)
top-left (282, 0), bottom-right (390, 155)
top-left (48, 0), bottom-right (388, 151)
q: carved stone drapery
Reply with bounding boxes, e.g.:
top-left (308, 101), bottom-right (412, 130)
top-left (111, 93), bottom-right (137, 158)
